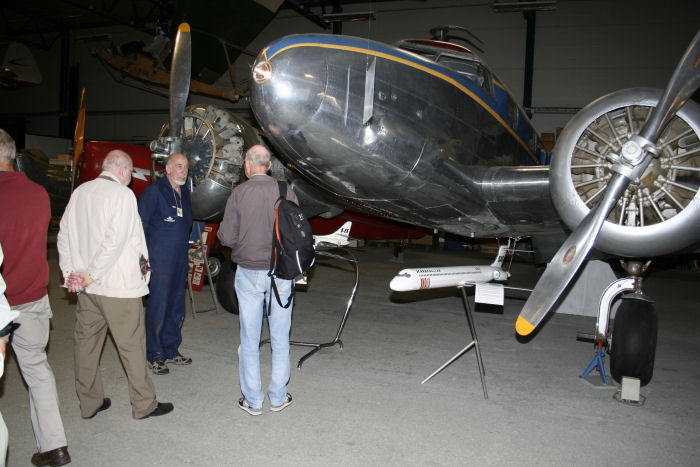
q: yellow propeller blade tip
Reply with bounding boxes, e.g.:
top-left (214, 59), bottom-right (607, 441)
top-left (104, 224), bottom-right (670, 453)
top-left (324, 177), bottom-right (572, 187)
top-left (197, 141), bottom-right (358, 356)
top-left (515, 316), bottom-right (535, 336)
top-left (178, 23), bottom-right (191, 33)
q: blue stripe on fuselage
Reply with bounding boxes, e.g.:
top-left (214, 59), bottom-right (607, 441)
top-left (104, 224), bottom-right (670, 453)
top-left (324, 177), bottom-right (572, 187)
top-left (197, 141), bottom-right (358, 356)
top-left (259, 33), bottom-right (544, 165)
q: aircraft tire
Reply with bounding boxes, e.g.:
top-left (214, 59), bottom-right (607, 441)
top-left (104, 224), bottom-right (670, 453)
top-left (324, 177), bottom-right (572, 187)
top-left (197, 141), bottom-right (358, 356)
top-left (205, 248), bottom-right (225, 283)
top-left (215, 259), bottom-right (239, 315)
top-left (610, 298), bottom-right (658, 386)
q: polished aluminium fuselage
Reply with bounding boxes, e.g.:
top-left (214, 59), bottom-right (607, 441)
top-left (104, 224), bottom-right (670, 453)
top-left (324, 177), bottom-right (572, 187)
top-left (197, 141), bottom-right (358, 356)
top-left (251, 33), bottom-right (561, 237)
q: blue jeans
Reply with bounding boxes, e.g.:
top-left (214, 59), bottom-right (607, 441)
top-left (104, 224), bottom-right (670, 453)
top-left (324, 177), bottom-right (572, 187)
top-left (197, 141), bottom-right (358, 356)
top-left (235, 266), bottom-right (293, 408)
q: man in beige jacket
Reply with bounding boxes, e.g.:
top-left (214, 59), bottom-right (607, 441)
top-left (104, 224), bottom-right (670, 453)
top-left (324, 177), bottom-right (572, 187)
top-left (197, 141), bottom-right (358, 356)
top-left (57, 150), bottom-right (174, 420)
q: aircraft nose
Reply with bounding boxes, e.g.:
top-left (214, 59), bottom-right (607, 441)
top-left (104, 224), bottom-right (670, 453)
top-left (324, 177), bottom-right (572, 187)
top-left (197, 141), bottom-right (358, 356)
top-left (389, 271), bottom-right (414, 292)
top-left (389, 276), bottom-right (405, 292)
top-left (250, 46), bottom-right (327, 136)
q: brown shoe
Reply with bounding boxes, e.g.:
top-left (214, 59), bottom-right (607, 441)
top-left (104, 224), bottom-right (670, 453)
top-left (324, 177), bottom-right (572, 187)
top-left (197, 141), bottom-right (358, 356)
top-left (165, 354), bottom-right (192, 365)
top-left (31, 446), bottom-right (71, 466)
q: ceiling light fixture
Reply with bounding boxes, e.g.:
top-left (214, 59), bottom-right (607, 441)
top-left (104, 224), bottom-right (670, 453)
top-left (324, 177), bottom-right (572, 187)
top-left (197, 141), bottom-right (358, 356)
top-left (322, 12), bottom-right (375, 23)
top-left (493, 1), bottom-right (557, 12)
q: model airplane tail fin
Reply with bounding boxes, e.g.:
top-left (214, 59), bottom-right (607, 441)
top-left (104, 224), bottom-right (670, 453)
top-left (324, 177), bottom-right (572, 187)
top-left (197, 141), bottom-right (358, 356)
top-left (314, 221), bottom-right (353, 247)
top-left (334, 221), bottom-right (352, 242)
top-left (490, 243), bottom-right (510, 268)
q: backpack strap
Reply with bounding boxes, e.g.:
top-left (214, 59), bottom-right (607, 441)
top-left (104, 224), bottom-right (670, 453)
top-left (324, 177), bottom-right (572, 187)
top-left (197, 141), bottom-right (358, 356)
top-left (270, 275), bottom-right (294, 309)
top-left (269, 181), bottom-right (287, 276)
top-left (268, 180), bottom-right (294, 311)
top-left (277, 180), bottom-right (287, 200)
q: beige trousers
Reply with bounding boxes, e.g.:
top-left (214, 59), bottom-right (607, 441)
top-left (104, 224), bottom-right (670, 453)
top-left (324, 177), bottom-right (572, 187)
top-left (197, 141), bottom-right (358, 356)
top-left (11, 295), bottom-right (67, 452)
top-left (74, 293), bottom-right (157, 419)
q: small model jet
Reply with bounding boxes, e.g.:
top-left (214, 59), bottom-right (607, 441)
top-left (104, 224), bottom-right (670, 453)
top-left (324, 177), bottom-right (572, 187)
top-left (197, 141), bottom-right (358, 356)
top-left (389, 244), bottom-right (511, 292)
top-left (313, 221), bottom-right (352, 248)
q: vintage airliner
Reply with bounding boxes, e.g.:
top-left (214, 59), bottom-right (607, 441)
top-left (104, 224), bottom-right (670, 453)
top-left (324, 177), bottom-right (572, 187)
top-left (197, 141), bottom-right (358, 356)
top-left (141, 25), bottom-right (700, 387)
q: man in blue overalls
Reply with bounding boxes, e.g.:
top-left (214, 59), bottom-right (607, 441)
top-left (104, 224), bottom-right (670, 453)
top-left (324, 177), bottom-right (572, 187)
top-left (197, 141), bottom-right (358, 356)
top-left (138, 153), bottom-right (193, 375)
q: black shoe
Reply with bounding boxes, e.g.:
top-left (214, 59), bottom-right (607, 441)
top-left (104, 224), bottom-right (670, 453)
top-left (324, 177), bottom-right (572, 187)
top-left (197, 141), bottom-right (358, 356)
top-left (139, 401), bottom-right (174, 419)
top-left (83, 398), bottom-right (111, 419)
top-left (31, 446), bottom-right (71, 466)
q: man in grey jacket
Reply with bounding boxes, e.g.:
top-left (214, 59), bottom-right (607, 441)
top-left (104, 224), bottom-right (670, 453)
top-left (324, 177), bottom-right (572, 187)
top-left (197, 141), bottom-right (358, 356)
top-left (218, 145), bottom-right (297, 416)
top-left (58, 150), bottom-right (174, 420)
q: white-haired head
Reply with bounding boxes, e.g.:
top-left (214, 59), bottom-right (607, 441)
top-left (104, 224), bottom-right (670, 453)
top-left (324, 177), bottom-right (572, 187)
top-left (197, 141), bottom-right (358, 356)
top-left (0, 129), bottom-right (16, 165)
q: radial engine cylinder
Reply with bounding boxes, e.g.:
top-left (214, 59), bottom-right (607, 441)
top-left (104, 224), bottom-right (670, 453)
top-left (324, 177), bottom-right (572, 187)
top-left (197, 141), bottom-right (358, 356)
top-left (151, 104), bottom-right (263, 220)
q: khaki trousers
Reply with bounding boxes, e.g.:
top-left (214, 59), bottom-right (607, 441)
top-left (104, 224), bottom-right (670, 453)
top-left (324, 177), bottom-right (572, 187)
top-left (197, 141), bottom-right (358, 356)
top-left (75, 293), bottom-right (157, 419)
top-left (11, 295), bottom-right (67, 452)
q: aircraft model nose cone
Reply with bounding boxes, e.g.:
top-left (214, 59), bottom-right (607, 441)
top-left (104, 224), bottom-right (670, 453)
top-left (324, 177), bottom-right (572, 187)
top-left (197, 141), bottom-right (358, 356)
top-left (389, 277), bottom-right (405, 292)
top-left (389, 272), bottom-right (414, 292)
top-left (250, 44), bottom-right (328, 139)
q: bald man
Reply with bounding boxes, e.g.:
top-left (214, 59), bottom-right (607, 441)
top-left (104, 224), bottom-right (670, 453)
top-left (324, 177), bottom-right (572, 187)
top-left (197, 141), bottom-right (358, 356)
top-left (138, 153), bottom-right (193, 375)
top-left (58, 150), bottom-right (174, 420)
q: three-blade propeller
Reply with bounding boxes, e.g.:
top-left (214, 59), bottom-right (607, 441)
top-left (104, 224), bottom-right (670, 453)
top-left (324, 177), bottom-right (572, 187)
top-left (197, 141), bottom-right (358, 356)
top-left (516, 29), bottom-right (700, 336)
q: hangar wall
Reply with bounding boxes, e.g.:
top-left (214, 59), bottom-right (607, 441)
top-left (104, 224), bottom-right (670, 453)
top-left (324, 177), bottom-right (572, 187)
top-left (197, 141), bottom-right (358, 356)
top-left (0, 0), bottom-right (698, 147)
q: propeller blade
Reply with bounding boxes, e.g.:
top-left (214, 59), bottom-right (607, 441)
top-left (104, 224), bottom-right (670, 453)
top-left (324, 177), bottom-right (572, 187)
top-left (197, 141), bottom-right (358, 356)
top-left (516, 29), bottom-right (700, 336)
top-left (638, 29), bottom-right (700, 143)
top-left (71, 87), bottom-right (86, 191)
top-left (169, 22), bottom-right (192, 139)
top-left (515, 174), bottom-right (629, 335)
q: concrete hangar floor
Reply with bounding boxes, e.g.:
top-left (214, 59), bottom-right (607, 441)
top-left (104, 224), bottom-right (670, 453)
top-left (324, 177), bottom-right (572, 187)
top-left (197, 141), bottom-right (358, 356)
top-left (1, 240), bottom-right (698, 466)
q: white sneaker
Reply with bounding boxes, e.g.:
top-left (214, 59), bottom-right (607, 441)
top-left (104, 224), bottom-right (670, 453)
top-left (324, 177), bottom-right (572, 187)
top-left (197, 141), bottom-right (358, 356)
top-left (238, 397), bottom-right (262, 416)
top-left (270, 394), bottom-right (293, 412)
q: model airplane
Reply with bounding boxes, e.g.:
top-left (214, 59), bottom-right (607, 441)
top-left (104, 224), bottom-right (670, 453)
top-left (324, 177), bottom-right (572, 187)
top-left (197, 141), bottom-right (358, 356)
top-left (313, 221), bottom-right (352, 248)
top-left (389, 244), bottom-right (510, 292)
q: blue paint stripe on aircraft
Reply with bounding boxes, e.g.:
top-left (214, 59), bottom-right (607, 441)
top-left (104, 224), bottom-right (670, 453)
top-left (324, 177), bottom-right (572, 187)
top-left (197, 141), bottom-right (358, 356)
top-left (261, 34), bottom-right (545, 165)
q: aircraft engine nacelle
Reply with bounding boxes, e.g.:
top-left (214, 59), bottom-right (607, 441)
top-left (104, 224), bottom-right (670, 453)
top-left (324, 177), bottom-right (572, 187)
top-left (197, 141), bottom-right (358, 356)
top-left (492, 269), bottom-right (510, 281)
top-left (549, 88), bottom-right (700, 257)
top-left (150, 104), bottom-right (263, 220)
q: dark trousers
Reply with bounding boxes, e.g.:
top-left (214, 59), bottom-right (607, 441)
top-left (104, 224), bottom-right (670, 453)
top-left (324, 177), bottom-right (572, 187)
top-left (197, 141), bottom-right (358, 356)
top-left (145, 253), bottom-right (188, 362)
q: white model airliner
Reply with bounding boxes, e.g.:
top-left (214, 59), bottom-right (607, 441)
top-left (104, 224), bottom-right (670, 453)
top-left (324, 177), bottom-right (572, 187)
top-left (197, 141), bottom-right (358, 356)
top-left (313, 221), bottom-right (352, 248)
top-left (389, 244), bottom-right (511, 292)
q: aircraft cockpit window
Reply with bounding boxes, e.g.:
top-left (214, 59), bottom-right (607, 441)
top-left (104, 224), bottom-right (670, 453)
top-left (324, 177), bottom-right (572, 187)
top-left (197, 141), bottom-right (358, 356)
top-left (436, 55), bottom-right (493, 96)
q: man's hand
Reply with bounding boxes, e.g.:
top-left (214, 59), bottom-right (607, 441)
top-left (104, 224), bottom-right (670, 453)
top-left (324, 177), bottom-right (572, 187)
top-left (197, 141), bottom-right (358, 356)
top-left (0, 334), bottom-right (9, 359)
top-left (67, 272), bottom-right (93, 293)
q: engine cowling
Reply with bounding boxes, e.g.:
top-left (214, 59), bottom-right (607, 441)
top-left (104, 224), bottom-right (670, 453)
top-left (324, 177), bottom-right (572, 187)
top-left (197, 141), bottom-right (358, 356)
top-left (549, 88), bottom-right (700, 257)
top-left (151, 104), bottom-right (263, 220)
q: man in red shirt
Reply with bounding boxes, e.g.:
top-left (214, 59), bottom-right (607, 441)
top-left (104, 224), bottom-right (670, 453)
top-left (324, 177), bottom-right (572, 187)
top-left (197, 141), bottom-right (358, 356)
top-left (0, 129), bottom-right (71, 467)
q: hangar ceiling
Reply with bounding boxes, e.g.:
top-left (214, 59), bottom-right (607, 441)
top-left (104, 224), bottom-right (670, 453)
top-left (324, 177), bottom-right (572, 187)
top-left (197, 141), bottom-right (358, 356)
top-left (0, 0), bottom-right (394, 50)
